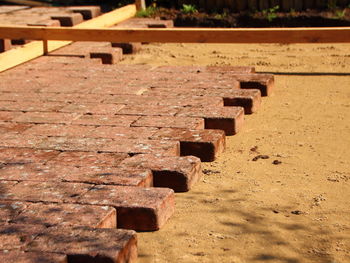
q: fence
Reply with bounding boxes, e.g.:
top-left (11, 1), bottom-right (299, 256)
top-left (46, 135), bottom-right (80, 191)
top-left (177, 0), bottom-right (350, 11)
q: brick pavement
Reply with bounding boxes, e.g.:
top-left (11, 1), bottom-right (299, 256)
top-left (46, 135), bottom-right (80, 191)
top-left (0, 11), bottom-right (274, 262)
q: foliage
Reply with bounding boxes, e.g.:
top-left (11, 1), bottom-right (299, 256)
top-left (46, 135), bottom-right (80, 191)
top-left (181, 4), bottom-right (198, 14)
top-left (214, 10), bottom-right (228, 19)
top-left (327, 0), bottom-right (338, 10)
top-left (136, 6), bottom-right (158, 17)
top-left (335, 9), bottom-right (346, 19)
top-left (262, 5), bottom-right (279, 22)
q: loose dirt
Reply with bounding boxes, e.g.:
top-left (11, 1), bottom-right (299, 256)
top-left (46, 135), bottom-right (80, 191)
top-left (121, 43), bottom-right (350, 263)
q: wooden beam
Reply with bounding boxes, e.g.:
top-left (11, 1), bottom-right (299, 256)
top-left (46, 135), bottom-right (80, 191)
top-left (1, 0), bottom-right (51, 7)
top-left (0, 4), bottom-right (137, 72)
top-left (0, 26), bottom-right (349, 44)
top-left (135, 0), bottom-right (146, 11)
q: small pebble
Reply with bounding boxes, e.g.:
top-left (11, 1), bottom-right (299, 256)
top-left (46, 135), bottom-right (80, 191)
top-left (272, 160), bottom-right (282, 165)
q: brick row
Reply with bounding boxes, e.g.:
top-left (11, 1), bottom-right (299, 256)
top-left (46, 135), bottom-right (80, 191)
top-left (0, 201), bottom-right (116, 228)
top-left (0, 134), bottom-right (180, 156)
top-left (0, 180), bottom-right (174, 231)
top-left (0, 149), bottom-right (202, 192)
top-left (0, 163), bottom-right (152, 187)
top-left (0, 225), bottom-right (137, 262)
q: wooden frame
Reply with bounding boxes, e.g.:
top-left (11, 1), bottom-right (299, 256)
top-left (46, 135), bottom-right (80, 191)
top-left (1, 26), bottom-right (350, 44)
top-left (0, 4), bottom-right (137, 72)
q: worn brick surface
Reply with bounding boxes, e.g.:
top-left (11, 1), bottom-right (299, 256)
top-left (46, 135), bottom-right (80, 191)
top-left (0, 224), bottom-right (45, 250)
top-left (0, 201), bottom-right (27, 224)
top-left (47, 151), bottom-right (128, 167)
top-left (0, 181), bottom-right (88, 203)
top-left (0, 148), bottom-right (59, 164)
top-left (121, 154), bottom-right (202, 192)
top-left (0, 251), bottom-right (67, 263)
top-left (11, 202), bottom-right (117, 229)
top-left (26, 226), bottom-right (137, 263)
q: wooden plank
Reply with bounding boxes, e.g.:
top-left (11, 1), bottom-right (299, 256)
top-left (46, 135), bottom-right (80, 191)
top-left (1, 0), bottom-right (51, 7)
top-left (135, 0), bottom-right (146, 10)
top-left (0, 4), bottom-right (136, 73)
top-left (1, 26), bottom-right (349, 44)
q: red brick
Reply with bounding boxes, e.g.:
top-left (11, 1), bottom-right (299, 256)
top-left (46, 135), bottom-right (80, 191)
top-left (150, 128), bottom-right (226, 162)
top-left (147, 20), bottom-right (174, 28)
top-left (231, 73), bottom-right (275, 96)
top-left (0, 148), bottom-right (59, 164)
top-left (0, 224), bottom-right (45, 250)
top-left (0, 122), bottom-right (32, 134)
top-left (62, 167), bottom-right (153, 187)
top-left (28, 19), bottom-right (61, 27)
top-left (104, 94), bottom-right (223, 107)
top-left (59, 103), bottom-right (124, 115)
top-left (0, 79), bottom-right (43, 93)
top-left (90, 47), bottom-right (123, 64)
top-left (111, 42), bottom-right (142, 54)
top-left (26, 227), bottom-right (137, 263)
top-left (0, 201), bottom-right (27, 224)
top-left (72, 114), bottom-right (139, 126)
top-left (78, 185), bottom-right (175, 231)
top-left (0, 251), bottom-right (67, 263)
top-left (90, 85), bottom-right (148, 95)
top-left (177, 106), bottom-right (245, 135)
top-left (12, 203), bottom-right (116, 229)
top-left (0, 101), bottom-right (63, 112)
top-left (205, 65), bottom-right (255, 73)
top-left (50, 13), bottom-right (83, 26)
top-left (0, 111), bottom-right (23, 121)
top-left (0, 181), bottom-right (89, 203)
top-left (23, 124), bottom-right (94, 138)
top-left (117, 105), bottom-right (180, 116)
top-left (93, 126), bottom-right (158, 140)
top-left (68, 6), bottom-right (101, 20)
top-left (11, 112), bottom-right (81, 125)
top-left (0, 39), bottom-right (11, 52)
top-left (121, 154), bottom-right (202, 192)
top-left (0, 134), bottom-right (44, 149)
top-left (48, 151), bottom-right (128, 167)
top-left (50, 93), bottom-right (110, 103)
top-left (132, 115), bottom-right (205, 129)
top-left (0, 180), bottom-right (19, 199)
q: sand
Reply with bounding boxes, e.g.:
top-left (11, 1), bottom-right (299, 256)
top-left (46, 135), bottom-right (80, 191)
top-left (121, 43), bottom-right (350, 263)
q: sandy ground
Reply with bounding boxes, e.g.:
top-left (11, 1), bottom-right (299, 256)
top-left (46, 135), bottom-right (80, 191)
top-left (121, 43), bottom-right (350, 263)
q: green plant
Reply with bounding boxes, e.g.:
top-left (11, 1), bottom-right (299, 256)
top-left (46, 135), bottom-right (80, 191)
top-left (335, 9), bottom-right (346, 19)
top-left (262, 5), bottom-right (279, 22)
top-left (136, 6), bottom-right (157, 18)
top-left (181, 4), bottom-right (198, 14)
top-left (214, 10), bottom-right (228, 20)
top-left (328, 0), bottom-right (337, 10)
